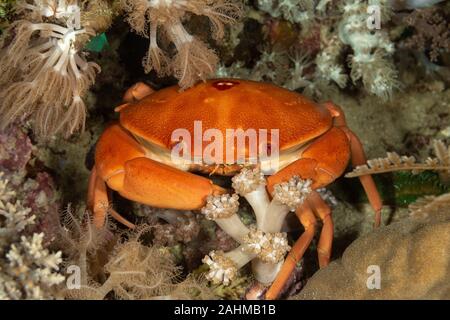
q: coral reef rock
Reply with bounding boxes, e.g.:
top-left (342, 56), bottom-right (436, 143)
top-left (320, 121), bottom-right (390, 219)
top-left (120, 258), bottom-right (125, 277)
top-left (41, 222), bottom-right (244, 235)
top-left (293, 209), bottom-right (450, 299)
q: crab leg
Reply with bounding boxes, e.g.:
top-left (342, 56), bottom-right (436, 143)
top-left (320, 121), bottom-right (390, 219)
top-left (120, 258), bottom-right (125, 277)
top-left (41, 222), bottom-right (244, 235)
top-left (90, 123), bottom-right (225, 228)
top-left (87, 166), bottom-right (109, 228)
top-left (308, 191), bottom-right (333, 268)
top-left (264, 128), bottom-right (349, 300)
top-left (266, 127), bottom-right (351, 193)
top-left (324, 102), bottom-right (383, 227)
top-left (87, 167), bottom-right (136, 229)
top-left (265, 201), bottom-right (317, 300)
top-left (265, 102), bottom-right (383, 299)
top-left (119, 157), bottom-right (225, 209)
top-left (122, 81), bottom-right (155, 103)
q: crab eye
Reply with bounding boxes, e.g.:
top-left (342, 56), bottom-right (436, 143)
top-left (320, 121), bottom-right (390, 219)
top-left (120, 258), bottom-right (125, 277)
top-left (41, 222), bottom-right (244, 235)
top-left (212, 80), bottom-right (240, 91)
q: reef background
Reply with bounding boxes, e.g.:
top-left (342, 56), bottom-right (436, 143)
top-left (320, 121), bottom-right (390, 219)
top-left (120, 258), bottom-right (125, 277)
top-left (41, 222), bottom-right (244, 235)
top-left (0, 0), bottom-right (449, 299)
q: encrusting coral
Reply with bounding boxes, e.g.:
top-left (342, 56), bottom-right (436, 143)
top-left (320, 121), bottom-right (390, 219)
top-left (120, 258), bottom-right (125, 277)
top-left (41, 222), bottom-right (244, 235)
top-left (0, 0), bottom-right (112, 138)
top-left (201, 167), bottom-right (311, 286)
top-left (409, 192), bottom-right (450, 219)
top-left (291, 191), bottom-right (450, 299)
top-left (121, 0), bottom-right (243, 90)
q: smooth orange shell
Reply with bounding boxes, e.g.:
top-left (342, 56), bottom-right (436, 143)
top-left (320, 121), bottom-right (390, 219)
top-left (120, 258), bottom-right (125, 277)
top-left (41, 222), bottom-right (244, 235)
top-left (119, 79), bottom-right (332, 153)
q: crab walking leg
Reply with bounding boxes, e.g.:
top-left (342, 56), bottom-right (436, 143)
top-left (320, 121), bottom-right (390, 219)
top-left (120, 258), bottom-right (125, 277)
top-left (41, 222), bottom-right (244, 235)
top-left (122, 82), bottom-right (155, 103)
top-left (87, 167), bottom-right (109, 228)
top-left (308, 191), bottom-right (333, 267)
top-left (201, 194), bottom-right (250, 243)
top-left (88, 167), bottom-right (136, 229)
top-left (120, 158), bottom-right (225, 209)
top-left (251, 175), bottom-right (311, 284)
top-left (231, 168), bottom-right (300, 284)
top-left (267, 127), bottom-right (351, 194)
top-left (93, 124), bottom-right (226, 228)
top-left (344, 128), bottom-right (383, 227)
top-left (261, 127), bottom-right (350, 298)
top-left (265, 201), bottom-right (317, 300)
top-left (324, 101), bottom-right (383, 227)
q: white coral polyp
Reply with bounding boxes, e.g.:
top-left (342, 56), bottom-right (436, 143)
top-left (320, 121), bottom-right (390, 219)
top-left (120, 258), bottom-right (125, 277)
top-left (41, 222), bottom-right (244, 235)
top-left (201, 194), bottom-right (240, 220)
top-left (231, 167), bottom-right (266, 195)
top-left (243, 228), bottom-right (290, 263)
top-left (202, 251), bottom-right (237, 285)
top-left (272, 176), bottom-right (312, 210)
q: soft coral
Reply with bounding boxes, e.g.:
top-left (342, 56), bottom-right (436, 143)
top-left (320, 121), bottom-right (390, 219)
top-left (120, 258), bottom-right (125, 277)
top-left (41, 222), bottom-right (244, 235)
top-left (0, 0), bottom-right (107, 138)
top-left (121, 0), bottom-right (243, 89)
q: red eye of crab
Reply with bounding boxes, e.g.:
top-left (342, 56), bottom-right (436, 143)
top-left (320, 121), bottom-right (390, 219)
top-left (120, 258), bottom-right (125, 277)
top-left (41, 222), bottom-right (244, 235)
top-left (212, 80), bottom-right (240, 90)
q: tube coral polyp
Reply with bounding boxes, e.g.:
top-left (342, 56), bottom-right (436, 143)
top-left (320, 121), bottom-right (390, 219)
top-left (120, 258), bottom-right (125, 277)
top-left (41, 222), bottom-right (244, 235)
top-left (201, 193), bottom-right (250, 243)
top-left (242, 227), bottom-right (290, 264)
top-left (202, 167), bottom-right (312, 286)
top-left (0, 0), bottom-right (101, 138)
top-left (121, 0), bottom-right (243, 90)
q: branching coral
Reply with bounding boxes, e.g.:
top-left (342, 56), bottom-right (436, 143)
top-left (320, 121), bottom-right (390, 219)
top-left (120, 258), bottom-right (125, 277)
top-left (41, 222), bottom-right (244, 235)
top-left (121, 0), bottom-right (243, 90)
top-left (201, 193), bottom-right (249, 243)
top-left (0, 0), bottom-right (112, 138)
top-left (0, 172), bottom-right (65, 300)
top-left (201, 167), bottom-right (311, 286)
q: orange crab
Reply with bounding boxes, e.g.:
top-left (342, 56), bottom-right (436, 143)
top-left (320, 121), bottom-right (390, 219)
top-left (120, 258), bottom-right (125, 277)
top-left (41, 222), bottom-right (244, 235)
top-left (88, 79), bottom-right (382, 300)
